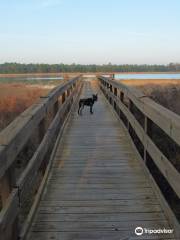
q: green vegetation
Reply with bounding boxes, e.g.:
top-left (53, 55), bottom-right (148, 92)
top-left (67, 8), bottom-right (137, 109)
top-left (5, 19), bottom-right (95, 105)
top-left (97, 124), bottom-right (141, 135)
top-left (0, 62), bottom-right (180, 73)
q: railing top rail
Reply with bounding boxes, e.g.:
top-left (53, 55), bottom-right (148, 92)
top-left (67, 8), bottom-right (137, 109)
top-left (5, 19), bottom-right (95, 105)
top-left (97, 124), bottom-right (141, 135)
top-left (99, 76), bottom-right (180, 238)
top-left (0, 76), bottom-right (82, 240)
top-left (99, 76), bottom-right (180, 146)
top-left (0, 76), bottom-right (81, 178)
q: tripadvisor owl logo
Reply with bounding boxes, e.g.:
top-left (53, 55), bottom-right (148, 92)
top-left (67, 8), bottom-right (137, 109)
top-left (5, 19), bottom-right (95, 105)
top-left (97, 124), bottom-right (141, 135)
top-left (135, 226), bottom-right (174, 236)
top-left (135, 227), bottom-right (143, 236)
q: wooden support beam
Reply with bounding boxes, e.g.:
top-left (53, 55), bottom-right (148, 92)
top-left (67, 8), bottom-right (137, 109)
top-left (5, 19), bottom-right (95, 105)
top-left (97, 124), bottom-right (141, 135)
top-left (62, 92), bottom-right (66, 104)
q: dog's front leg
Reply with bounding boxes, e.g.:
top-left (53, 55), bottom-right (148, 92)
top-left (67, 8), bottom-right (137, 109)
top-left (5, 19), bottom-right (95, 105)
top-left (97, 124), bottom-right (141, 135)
top-left (80, 104), bottom-right (84, 115)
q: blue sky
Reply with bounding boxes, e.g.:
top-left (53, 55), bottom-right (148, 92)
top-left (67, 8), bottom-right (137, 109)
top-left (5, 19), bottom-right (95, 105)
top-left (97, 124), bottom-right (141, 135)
top-left (0, 0), bottom-right (180, 64)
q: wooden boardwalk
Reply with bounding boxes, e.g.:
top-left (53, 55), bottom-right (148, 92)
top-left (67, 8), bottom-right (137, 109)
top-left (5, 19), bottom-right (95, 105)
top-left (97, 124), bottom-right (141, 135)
top-left (27, 80), bottom-right (175, 240)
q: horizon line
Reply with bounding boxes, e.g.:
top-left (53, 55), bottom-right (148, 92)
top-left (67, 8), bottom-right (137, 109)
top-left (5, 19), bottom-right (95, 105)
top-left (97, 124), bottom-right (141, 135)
top-left (0, 62), bottom-right (179, 66)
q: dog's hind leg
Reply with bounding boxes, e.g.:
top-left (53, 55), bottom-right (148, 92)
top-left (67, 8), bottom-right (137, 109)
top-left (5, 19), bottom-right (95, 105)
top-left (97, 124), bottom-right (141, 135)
top-left (78, 101), bottom-right (82, 115)
top-left (90, 105), bottom-right (93, 114)
top-left (80, 104), bottom-right (84, 115)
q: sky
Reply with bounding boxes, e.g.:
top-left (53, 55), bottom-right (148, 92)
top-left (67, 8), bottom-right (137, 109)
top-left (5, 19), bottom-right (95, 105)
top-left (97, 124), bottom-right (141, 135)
top-left (0, 0), bottom-right (180, 64)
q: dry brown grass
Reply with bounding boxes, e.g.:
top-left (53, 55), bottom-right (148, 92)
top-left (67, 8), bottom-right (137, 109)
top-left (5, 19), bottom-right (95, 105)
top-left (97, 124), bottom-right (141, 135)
top-left (120, 79), bottom-right (180, 115)
top-left (121, 79), bottom-right (180, 86)
top-left (0, 83), bottom-right (49, 131)
top-left (139, 83), bottom-right (180, 115)
top-left (0, 73), bottom-right (78, 79)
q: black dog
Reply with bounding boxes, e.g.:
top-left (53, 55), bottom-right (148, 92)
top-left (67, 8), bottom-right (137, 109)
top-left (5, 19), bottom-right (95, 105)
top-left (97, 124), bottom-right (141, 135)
top-left (78, 94), bottom-right (98, 115)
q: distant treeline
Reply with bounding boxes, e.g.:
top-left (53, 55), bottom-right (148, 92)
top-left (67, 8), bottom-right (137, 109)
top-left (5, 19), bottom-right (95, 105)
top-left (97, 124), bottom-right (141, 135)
top-left (0, 62), bottom-right (180, 73)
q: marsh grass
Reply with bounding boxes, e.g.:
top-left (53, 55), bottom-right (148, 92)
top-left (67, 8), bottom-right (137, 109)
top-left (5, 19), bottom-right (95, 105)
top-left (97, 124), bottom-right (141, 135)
top-left (121, 79), bottom-right (180, 115)
top-left (0, 83), bottom-right (49, 131)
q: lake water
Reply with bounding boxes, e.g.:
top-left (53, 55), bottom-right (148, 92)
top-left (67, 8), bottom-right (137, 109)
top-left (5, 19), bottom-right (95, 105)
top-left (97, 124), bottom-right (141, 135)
top-left (27, 77), bottom-right (63, 80)
top-left (115, 73), bottom-right (180, 80)
top-left (0, 76), bottom-right (64, 84)
top-left (1, 74), bottom-right (180, 82)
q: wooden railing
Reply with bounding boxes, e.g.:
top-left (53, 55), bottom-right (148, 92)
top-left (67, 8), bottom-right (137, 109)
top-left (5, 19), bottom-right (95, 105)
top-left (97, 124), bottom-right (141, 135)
top-left (99, 76), bottom-right (180, 237)
top-left (0, 76), bottom-right (82, 240)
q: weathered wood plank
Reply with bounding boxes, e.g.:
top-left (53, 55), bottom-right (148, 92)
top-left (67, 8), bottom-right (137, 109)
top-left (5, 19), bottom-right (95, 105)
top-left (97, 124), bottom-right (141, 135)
top-left (28, 231), bottom-right (176, 240)
top-left (0, 189), bottom-right (19, 233)
top-left (0, 77), bottom-right (82, 240)
top-left (0, 76), bottom-right (81, 179)
top-left (27, 80), bottom-right (175, 240)
top-left (99, 77), bottom-right (180, 238)
top-left (35, 212), bottom-right (167, 222)
top-left (99, 76), bottom-right (180, 146)
top-left (101, 82), bottom-right (180, 198)
top-left (40, 199), bottom-right (161, 207)
top-left (38, 204), bottom-right (162, 214)
top-left (31, 220), bottom-right (169, 231)
top-left (17, 91), bottom-right (76, 200)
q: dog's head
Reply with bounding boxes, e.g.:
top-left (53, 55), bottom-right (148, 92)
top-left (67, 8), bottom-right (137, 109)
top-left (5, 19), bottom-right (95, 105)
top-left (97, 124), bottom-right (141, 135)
top-left (92, 94), bottom-right (98, 101)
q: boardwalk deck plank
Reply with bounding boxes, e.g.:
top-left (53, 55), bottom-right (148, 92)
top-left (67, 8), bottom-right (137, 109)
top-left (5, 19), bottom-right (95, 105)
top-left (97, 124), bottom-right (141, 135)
top-left (27, 80), bottom-right (175, 240)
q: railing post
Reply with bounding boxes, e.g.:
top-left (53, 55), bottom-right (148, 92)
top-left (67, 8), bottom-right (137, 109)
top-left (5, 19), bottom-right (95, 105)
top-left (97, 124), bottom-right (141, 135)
top-left (144, 116), bottom-right (148, 163)
top-left (114, 88), bottom-right (117, 96)
top-left (0, 172), bottom-right (12, 206)
top-left (53, 101), bottom-right (59, 117)
top-left (127, 99), bottom-right (133, 131)
top-left (70, 86), bottom-right (73, 94)
top-left (67, 89), bottom-right (70, 97)
top-left (110, 85), bottom-right (113, 92)
top-left (120, 91), bottom-right (124, 102)
top-left (0, 167), bottom-right (19, 240)
top-left (113, 88), bottom-right (117, 111)
top-left (38, 118), bottom-right (46, 143)
top-left (62, 92), bottom-right (66, 104)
